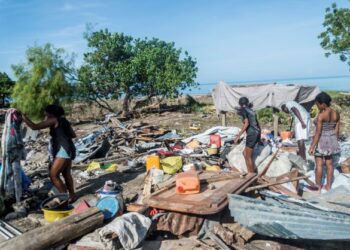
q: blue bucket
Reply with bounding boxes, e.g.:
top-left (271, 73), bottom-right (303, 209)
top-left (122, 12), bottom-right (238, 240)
top-left (96, 197), bottom-right (120, 220)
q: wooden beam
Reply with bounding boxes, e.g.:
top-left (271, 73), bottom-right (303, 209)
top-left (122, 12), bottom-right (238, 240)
top-left (273, 111), bottom-right (278, 137)
top-left (221, 112), bottom-right (227, 127)
top-left (245, 175), bottom-right (308, 192)
top-left (0, 208), bottom-right (104, 250)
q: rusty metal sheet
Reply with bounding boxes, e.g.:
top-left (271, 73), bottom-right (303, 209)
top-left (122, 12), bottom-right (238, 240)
top-left (156, 212), bottom-right (204, 236)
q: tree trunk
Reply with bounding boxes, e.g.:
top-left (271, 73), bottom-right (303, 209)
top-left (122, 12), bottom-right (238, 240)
top-left (122, 91), bottom-right (131, 117)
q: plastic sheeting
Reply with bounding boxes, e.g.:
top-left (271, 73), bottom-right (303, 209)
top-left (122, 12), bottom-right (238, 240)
top-left (301, 169), bottom-right (350, 192)
top-left (227, 140), bottom-right (271, 173)
top-left (182, 126), bottom-right (240, 145)
top-left (257, 153), bottom-right (292, 177)
top-left (212, 81), bottom-right (321, 113)
top-left (99, 212), bottom-right (151, 250)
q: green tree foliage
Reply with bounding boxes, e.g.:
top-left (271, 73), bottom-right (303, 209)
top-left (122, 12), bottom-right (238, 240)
top-left (319, 2), bottom-right (350, 66)
top-left (77, 29), bottom-right (198, 112)
top-left (0, 72), bottom-right (15, 107)
top-left (11, 43), bottom-right (75, 120)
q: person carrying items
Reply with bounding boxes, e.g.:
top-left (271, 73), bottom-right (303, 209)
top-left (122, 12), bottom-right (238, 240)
top-left (21, 105), bottom-right (77, 202)
top-left (234, 97), bottom-right (261, 173)
top-left (308, 92), bottom-right (340, 192)
top-left (281, 101), bottom-right (310, 160)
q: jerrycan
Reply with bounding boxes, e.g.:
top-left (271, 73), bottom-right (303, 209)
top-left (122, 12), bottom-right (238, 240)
top-left (176, 171), bottom-right (200, 195)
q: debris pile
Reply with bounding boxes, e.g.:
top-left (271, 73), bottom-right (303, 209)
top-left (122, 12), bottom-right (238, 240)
top-left (1, 113), bottom-right (350, 250)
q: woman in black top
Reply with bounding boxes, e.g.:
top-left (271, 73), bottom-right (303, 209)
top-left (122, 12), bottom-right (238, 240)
top-left (22, 105), bottom-right (77, 202)
top-left (234, 97), bottom-right (261, 173)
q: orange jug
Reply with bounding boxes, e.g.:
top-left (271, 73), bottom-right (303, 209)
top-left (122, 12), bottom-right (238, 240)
top-left (210, 134), bottom-right (221, 148)
top-left (176, 171), bottom-right (200, 195)
top-left (280, 131), bottom-right (293, 141)
top-left (146, 155), bottom-right (160, 171)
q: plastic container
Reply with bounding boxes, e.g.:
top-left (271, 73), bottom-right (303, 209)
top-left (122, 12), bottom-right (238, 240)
top-left (210, 134), bottom-right (221, 148)
top-left (146, 155), bottom-right (161, 171)
top-left (176, 171), bottom-right (200, 195)
top-left (42, 206), bottom-right (74, 222)
top-left (206, 165), bottom-right (221, 171)
top-left (161, 156), bottom-right (183, 174)
top-left (280, 131), bottom-right (293, 141)
top-left (151, 168), bottom-right (164, 185)
top-left (96, 197), bottom-right (120, 220)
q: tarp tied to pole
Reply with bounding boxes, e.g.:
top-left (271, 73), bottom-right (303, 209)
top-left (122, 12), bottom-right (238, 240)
top-left (212, 81), bottom-right (321, 113)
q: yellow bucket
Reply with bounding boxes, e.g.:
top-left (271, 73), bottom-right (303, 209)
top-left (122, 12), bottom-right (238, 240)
top-left (42, 208), bottom-right (74, 222)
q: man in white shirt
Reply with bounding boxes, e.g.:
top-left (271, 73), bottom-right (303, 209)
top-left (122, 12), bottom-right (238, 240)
top-left (281, 101), bottom-right (310, 160)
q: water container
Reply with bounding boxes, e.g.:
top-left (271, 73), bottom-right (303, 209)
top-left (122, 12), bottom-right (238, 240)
top-left (146, 155), bottom-right (160, 171)
top-left (151, 168), bottom-right (164, 185)
top-left (210, 134), bottom-right (221, 148)
top-left (96, 197), bottom-right (119, 220)
top-left (280, 131), bottom-right (293, 141)
top-left (176, 171), bottom-right (200, 195)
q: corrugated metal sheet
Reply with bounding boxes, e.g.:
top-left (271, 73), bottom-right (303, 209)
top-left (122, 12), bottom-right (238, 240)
top-left (260, 188), bottom-right (350, 215)
top-left (156, 212), bottom-right (204, 236)
top-left (228, 194), bottom-right (350, 240)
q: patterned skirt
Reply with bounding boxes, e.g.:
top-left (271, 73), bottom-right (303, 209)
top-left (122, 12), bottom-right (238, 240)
top-left (314, 130), bottom-right (340, 157)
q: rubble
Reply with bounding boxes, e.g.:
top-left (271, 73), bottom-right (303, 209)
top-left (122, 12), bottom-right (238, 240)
top-left (1, 109), bottom-right (350, 250)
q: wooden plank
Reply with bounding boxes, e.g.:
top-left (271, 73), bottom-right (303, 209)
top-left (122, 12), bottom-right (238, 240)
top-left (245, 176), bottom-right (308, 192)
top-left (260, 176), bottom-right (302, 199)
top-left (258, 149), bottom-right (279, 178)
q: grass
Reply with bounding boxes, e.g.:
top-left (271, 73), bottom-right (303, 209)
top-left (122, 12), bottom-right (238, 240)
top-left (325, 90), bottom-right (344, 100)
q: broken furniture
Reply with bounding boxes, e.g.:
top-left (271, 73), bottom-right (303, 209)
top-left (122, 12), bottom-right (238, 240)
top-left (143, 171), bottom-right (256, 215)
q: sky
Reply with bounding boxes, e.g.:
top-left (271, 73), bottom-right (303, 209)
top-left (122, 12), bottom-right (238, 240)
top-left (1, 0), bottom-right (350, 93)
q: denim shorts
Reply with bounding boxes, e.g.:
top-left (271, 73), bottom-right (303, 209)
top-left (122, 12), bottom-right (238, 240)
top-left (56, 147), bottom-right (71, 159)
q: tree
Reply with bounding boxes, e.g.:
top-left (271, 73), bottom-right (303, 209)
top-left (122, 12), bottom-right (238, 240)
top-left (11, 43), bottom-right (75, 120)
top-left (133, 38), bottom-right (198, 102)
top-left (77, 30), bottom-right (135, 112)
top-left (0, 72), bottom-right (15, 107)
top-left (319, 2), bottom-right (350, 66)
top-left (77, 29), bottom-right (198, 113)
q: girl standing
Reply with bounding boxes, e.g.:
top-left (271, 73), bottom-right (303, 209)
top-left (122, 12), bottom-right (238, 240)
top-left (22, 105), bottom-right (77, 202)
top-left (308, 92), bottom-right (340, 191)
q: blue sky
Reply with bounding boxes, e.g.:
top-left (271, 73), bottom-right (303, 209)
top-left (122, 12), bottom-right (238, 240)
top-left (1, 0), bottom-right (350, 92)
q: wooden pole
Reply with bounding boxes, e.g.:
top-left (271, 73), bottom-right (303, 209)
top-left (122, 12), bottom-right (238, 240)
top-left (0, 208), bottom-right (104, 250)
top-left (245, 175), bottom-right (308, 192)
top-left (258, 149), bottom-right (279, 178)
top-left (221, 112), bottom-right (227, 127)
top-left (273, 111), bottom-right (279, 137)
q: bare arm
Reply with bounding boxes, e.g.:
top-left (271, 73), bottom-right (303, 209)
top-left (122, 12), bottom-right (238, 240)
top-left (335, 111), bottom-right (340, 138)
top-left (22, 115), bottom-right (56, 130)
top-left (291, 107), bottom-right (305, 126)
top-left (309, 115), bottom-right (323, 154)
top-left (235, 118), bottom-right (249, 143)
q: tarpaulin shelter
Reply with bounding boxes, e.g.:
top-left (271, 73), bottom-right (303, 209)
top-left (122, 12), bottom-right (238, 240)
top-left (212, 81), bottom-right (321, 114)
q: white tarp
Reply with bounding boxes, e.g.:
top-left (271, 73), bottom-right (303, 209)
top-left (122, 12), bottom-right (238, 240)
top-left (182, 126), bottom-right (240, 145)
top-left (212, 81), bottom-right (321, 113)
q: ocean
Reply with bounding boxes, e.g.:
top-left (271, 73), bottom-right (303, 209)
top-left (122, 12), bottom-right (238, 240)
top-left (186, 78), bottom-right (350, 95)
